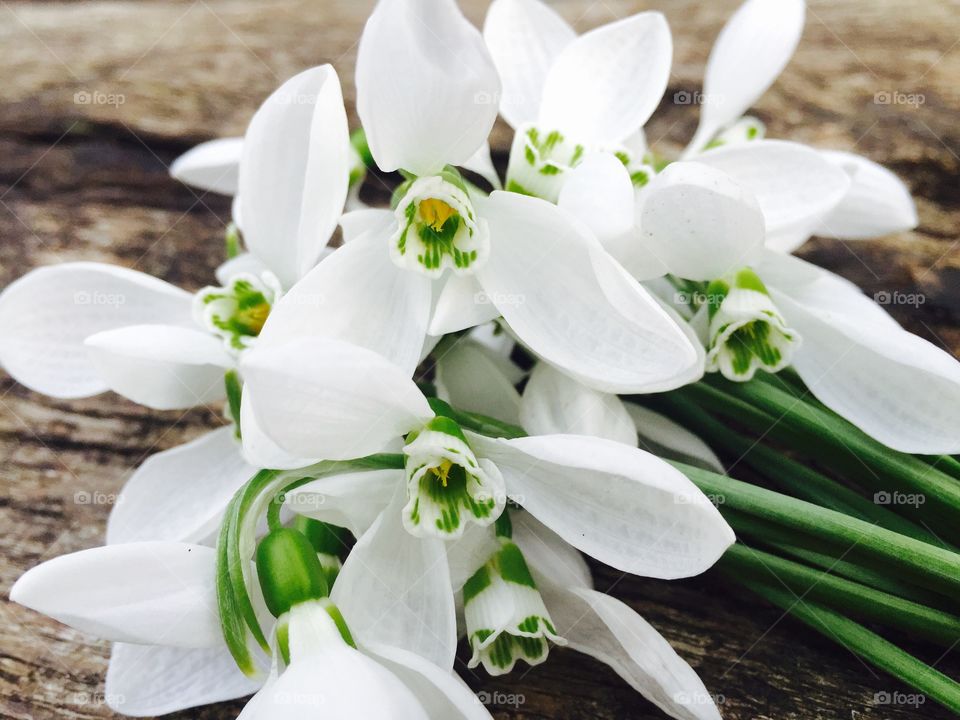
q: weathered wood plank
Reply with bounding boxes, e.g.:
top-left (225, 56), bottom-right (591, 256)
top-left (1, 1), bottom-right (958, 718)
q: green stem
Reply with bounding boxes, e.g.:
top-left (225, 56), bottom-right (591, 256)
top-left (732, 579), bottom-right (960, 714)
top-left (673, 461), bottom-right (960, 598)
top-left (720, 544), bottom-right (960, 645)
top-left (648, 393), bottom-right (942, 546)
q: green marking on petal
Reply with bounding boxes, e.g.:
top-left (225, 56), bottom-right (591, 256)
top-left (705, 268), bottom-right (800, 382)
top-left (401, 419), bottom-right (506, 539)
top-left (506, 122), bottom-right (587, 203)
top-left (194, 272), bottom-right (281, 353)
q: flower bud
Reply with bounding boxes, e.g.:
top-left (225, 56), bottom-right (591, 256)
top-left (256, 528), bottom-right (330, 619)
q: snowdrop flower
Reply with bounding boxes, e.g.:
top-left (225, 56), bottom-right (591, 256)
top-left (677, 0), bottom-right (917, 248)
top-left (11, 539), bottom-right (493, 719)
top-left (483, 0), bottom-right (671, 201)
top-left (620, 160), bottom-right (960, 454)
top-left (255, 0), bottom-right (701, 395)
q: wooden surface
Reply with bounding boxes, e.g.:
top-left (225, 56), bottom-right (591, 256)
top-left (1, 0), bottom-right (958, 718)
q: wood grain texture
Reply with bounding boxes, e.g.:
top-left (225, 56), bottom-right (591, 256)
top-left (1, 0), bottom-right (958, 718)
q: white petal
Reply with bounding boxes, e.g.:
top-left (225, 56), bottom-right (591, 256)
top-left (686, 0), bottom-right (805, 154)
top-left (84, 324), bottom-right (231, 410)
top-left (215, 253), bottom-right (271, 285)
top-left (11, 542), bottom-right (221, 647)
top-left (331, 487), bottom-right (457, 670)
top-left (482, 0), bottom-right (575, 129)
top-left (520, 362), bottom-right (637, 445)
top-left (366, 643), bottom-right (494, 720)
top-left (169, 137), bottom-right (243, 196)
top-left (544, 586), bottom-right (722, 720)
top-left (241, 336), bottom-right (432, 461)
top-left (556, 152), bottom-right (634, 243)
top-left (258, 230), bottom-right (432, 377)
top-left (446, 523), bottom-right (501, 591)
top-left (624, 403), bottom-right (725, 474)
top-left (239, 65), bottom-right (350, 286)
top-left (239, 387), bottom-right (320, 470)
top-left (639, 161), bottom-right (765, 281)
top-left (815, 150), bottom-right (918, 240)
top-left (477, 192), bottom-right (700, 393)
top-left (512, 511), bottom-right (592, 591)
top-left (285, 468), bottom-right (402, 537)
top-left (428, 273), bottom-right (501, 336)
top-left (770, 278), bottom-right (960, 454)
top-left (106, 643), bottom-right (260, 717)
top-left (460, 141), bottom-right (503, 190)
top-left (357, 0), bottom-right (501, 176)
top-left (339, 207), bottom-right (394, 244)
top-left (539, 12), bottom-right (672, 146)
top-left (695, 140), bottom-right (850, 249)
top-left (470, 433), bottom-right (735, 578)
top-left (0, 263), bottom-right (193, 398)
top-left (435, 338), bottom-right (522, 425)
top-left (107, 428), bottom-right (253, 545)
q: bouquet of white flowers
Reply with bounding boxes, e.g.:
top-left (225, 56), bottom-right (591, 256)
top-left (4, 0), bottom-right (959, 717)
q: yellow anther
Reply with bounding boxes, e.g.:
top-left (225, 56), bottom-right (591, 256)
top-left (419, 198), bottom-right (457, 231)
top-left (432, 459), bottom-right (454, 487)
top-left (238, 301), bottom-right (271, 335)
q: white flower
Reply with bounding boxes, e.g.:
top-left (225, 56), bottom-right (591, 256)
top-left (483, 0), bottom-right (671, 200)
top-left (10, 541), bottom-right (493, 720)
top-left (254, 0), bottom-right (701, 395)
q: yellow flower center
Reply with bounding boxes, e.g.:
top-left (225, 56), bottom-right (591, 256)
top-left (419, 198), bottom-right (457, 232)
top-left (237, 301), bottom-right (271, 335)
top-left (431, 459), bottom-right (454, 487)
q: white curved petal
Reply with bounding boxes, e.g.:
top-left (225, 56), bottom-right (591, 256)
top-left (482, 0), bottom-right (575, 129)
top-left (815, 150), bottom-right (918, 240)
top-left (460, 142), bottom-right (502, 190)
top-left (686, 0), bottom-right (805, 154)
top-left (106, 643), bottom-right (261, 717)
top-left (470, 433), bottom-right (735, 578)
top-left (331, 487), bottom-right (457, 670)
top-left (339, 207), bottom-right (394, 244)
top-left (512, 511), bottom-right (592, 591)
top-left (242, 337), bottom-right (432, 461)
top-left (170, 137), bottom-right (243, 196)
top-left (624, 403), bottom-right (725, 474)
top-left (436, 338), bottom-right (522, 425)
top-left (695, 140), bottom-right (850, 249)
top-left (428, 273), bottom-right (501, 336)
top-left (0, 263), bottom-right (193, 398)
top-left (258, 230), bottom-right (431, 377)
top-left (477, 192), bottom-right (700, 393)
top-left (357, 0), bottom-right (501, 175)
top-left (11, 542), bottom-right (221, 647)
top-left (239, 387), bottom-right (321, 470)
top-left (543, 586), bottom-right (722, 720)
top-left (520, 362), bottom-right (637, 445)
top-left (215, 253), bottom-right (271, 285)
top-left (539, 12), bottom-right (672, 146)
top-left (446, 523), bottom-right (501, 591)
top-left (84, 324), bottom-right (231, 410)
top-left (285, 468), bottom-right (402, 537)
top-left (556, 152), bottom-right (634, 244)
top-left (107, 428), bottom-right (253, 545)
top-left (239, 65), bottom-right (350, 286)
top-left (639, 161), bottom-right (765, 281)
top-left (771, 282), bottom-right (960, 454)
top-left (366, 643), bottom-right (494, 720)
